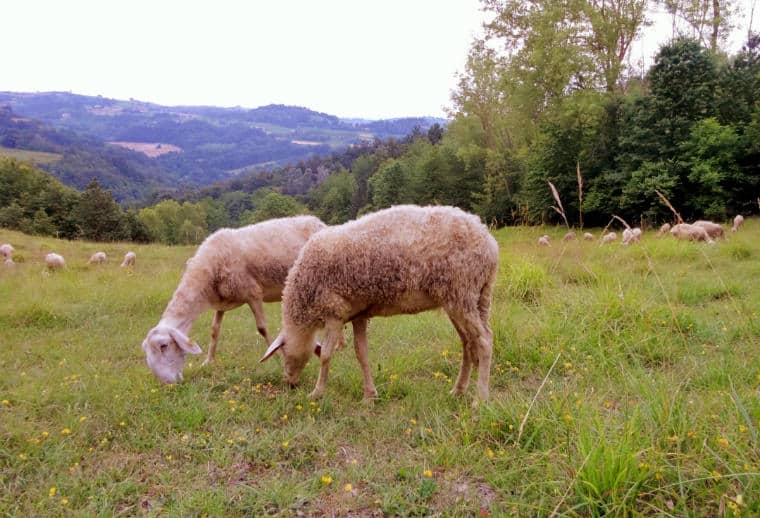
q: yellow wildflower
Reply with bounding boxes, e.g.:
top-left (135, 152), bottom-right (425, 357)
top-left (486, 448), bottom-right (495, 459)
top-left (18, 453), bottom-right (27, 460)
top-left (409, 418), bottom-right (417, 425)
top-left (321, 475), bottom-right (332, 485)
top-left (1, 399), bottom-right (9, 406)
top-left (119, 421), bottom-right (126, 427)
top-left (49, 487), bottom-right (57, 497)
top-left (281, 441), bottom-right (289, 448)
top-left (717, 437), bottom-right (729, 448)
top-left (389, 374), bottom-right (398, 381)
top-left (41, 431), bottom-right (49, 437)
top-left (344, 483), bottom-right (353, 492)
top-left (60, 498), bottom-right (69, 505)
top-left (61, 428), bottom-right (72, 435)
top-left (423, 469), bottom-right (433, 478)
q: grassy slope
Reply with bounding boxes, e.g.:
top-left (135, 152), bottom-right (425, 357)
top-left (0, 146), bottom-right (61, 165)
top-left (0, 223), bottom-right (758, 516)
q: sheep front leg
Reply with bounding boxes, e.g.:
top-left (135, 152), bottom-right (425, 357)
top-left (202, 310), bottom-right (225, 366)
top-left (352, 317), bottom-right (377, 399)
top-left (248, 299), bottom-right (270, 344)
top-left (309, 319), bottom-right (343, 399)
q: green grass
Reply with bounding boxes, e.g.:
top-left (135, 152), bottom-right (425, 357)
top-left (0, 146), bottom-right (62, 165)
top-left (1, 222), bottom-right (758, 516)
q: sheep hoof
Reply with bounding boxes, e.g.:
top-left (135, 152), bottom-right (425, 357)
top-left (309, 388), bottom-right (325, 400)
top-left (449, 386), bottom-right (466, 396)
top-left (363, 388), bottom-right (378, 400)
top-left (201, 358), bottom-right (213, 367)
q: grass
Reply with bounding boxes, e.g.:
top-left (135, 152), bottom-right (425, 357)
top-left (1, 221), bottom-right (758, 516)
top-left (0, 146), bottom-right (61, 165)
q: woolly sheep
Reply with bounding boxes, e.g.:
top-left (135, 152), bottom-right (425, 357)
top-left (670, 223), bottom-right (713, 243)
top-left (0, 243), bottom-right (14, 258)
top-left (731, 215), bottom-right (744, 232)
top-left (622, 227), bottom-right (642, 246)
top-left (260, 205), bottom-right (499, 404)
top-left (120, 251), bottom-right (136, 268)
top-left (4, 257), bottom-right (14, 267)
top-left (538, 235), bottom-right (551, 247)
top-left (601, 232), bottom-right (617, 244)
top-left (656, 223), bottom-right (671, 237)
top-left (45, 253), bottom-right (65, 270)
top-left (563, 231), bottom-right (576, 241)
top-left (693, 220), bottom-right (724, 240)
top-left (583, 232), bottom-right (594, 240)
top-left (141, 215), bottom-right (326, 384)
top-left (88, 251), bottom-right (107, 264)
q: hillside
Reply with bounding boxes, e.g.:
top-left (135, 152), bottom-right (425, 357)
top-left (0, 91), bottom-right (447, 199)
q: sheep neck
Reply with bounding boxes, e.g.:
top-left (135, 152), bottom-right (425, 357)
top-left (160, 275), bottom-right (211, 334)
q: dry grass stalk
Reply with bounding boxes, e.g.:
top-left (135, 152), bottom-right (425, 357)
top-left (612, 214), bottom-right (632, 230)
top-left (517, 352), bottom-right (561, 444)
top-left (655, 189), bottom-right (684, 224)
top-left (548, 181), bottom-right (570, 229)
top-left (576, 161), bottom-right (584, 230)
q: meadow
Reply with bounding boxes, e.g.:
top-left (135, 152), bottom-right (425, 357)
top-left (0, 222), bottom-right (758, 516)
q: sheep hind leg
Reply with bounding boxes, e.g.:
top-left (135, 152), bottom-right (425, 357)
top-left (309, 319), bottom-right (343, 400)
top-left (449, 310), bottom-right (492, 403)
top-left (352, 317), bottom-right (377, 400)
top-left (202, 310), bottom-right (225, 366)
top-left (248, 299), bottom-right (270, 345)
top-left (447, 315), bottom-right (474, 396)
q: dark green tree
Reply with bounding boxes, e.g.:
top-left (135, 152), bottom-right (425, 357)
top-left (76, 178), bottom-right (127, 241)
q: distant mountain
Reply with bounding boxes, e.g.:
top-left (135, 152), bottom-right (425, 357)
top-left (0, 91), bottom-right (447, 201)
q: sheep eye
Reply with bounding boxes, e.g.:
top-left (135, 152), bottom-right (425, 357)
top-left (160, 343), bottom-right (168, 352)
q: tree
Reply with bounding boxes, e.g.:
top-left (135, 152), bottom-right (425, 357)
top-left (309, 169), bottom-right (357, 224)
top-left (245, 191), bottom-right (307, 224)
top-left (75, 178), bottom-right (127, 241)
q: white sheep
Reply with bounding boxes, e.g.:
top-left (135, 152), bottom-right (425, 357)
top-left (88, 251), bottom-right (107, 265)
top-left (45, 253), bottom-right (66, 270)
top-left (583, 232), bottom-right (594, 241)
top-left (601, 232), bottom-right (617, 244)
top-left (670, 223), bottom-right (713, 243)
top-left (622, 227), bottom-right (642, 246)
top-left (259, 205), bottom-right (499, 404)
top-left (731, 215), bottom-right (744, 232)
top-left (656, 223), bottom-right (671, 237)
top-left (693, 220), bottom-right (724, 240)
top-left (0, 243), bottom-right (14, 258)
top-left (120, 251), bottom-right (136, 268)
top-left (4, 257), bottom-right (14, 267)
top-left (563, 231), bottom-right (576, 241)
top-left (538, 235), bottom-right (551, 247)
top-left (141, 215), bottom-right (326, 384)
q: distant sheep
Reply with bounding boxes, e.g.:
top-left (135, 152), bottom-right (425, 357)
top-left (731, 215), bottom-right (744, 232)
top-left (260, 205), bottom-right (499, 404)
top-left (693, 220), bottom-right (724, 240)
top-left (622, 227), bottom-right (642, 246)
top-left (141, 215), bottom-right (326, 384)
top-left (601, 232), bottom-right (617, 245)
top-left (583, 232), bottom-right (594, 241)
top-left (670, 223), bottom-right (713, 243)
top-left (45, 253), bottom-right (66, 270)
top-left (538, 235), bottom-right (551, 247)
top-left (563, 231), bottom-right (576, 241)
top-left (0, 243), bottom-right (14, 258)
top-left (120, 251), bottom-right (136, 268)
top-left (656, 223), bottom-right (671, 237)
top-left (88, 252), bottom-right (107, 264)
top-left (4, 258), bottom-right (14, 267)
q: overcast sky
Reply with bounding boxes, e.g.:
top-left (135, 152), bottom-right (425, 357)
top-left (3, 1), bottom-right (756, 120)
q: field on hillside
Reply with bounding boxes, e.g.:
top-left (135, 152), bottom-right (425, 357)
top-left (0, 146), bottom-right (61, 165)
top-left (0, 223), bottom-right (758, 516)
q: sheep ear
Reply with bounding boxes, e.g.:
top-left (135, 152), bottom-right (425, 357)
top-left (260, 334), bottom-right (285, 363)
top-left (169, 328), bottom-right (202, 355)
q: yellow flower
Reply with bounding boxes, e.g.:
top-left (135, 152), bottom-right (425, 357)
top-left (409, 418), bottom-right (417, 425)
top-left (717, 437), bottom-right (729, 448)
top-left (281, 441), bottom-right (289, 448)
top-left (165, 455), bottom-right (172, 461)
top-left (563, 413), bottom-right (573, 423)
top-left (687, 430), bottom-right (697, 439)
top-left (61, 428), bottom-right (72, 435)
top-left (321, 475), bottom-right (332, 485)
top-left (389, 374), bottom-right (398, 381)
top-left (49, 487), bottom-right (57, 497)
top-left (60, 498), bottom-right (69, 505)
top-left (296, 404), bottom-right (303, 411)
top-left (18, 453), bottom-right (27, 460)
top-left (1, 399), bottom-right (9, 406)
top-left (423, 469), bottom-right (433, 478)
top-left (655, 472), bottom-right (664, 481)
top-left (119, 421), bottom-right (126, 427)
top-left (41, 431), bottom-right (49, 437)
top-left (667, 435), bottom-right (679, 442)
top-left (344, 483), bottom-right (353, 492)
top-left (281, 414), bottom-right (288, 421)
top-left (79, 416), bottom-right (87, 423)
top-left (738, 425), bottom-right (748, 434)
top-left (486, 448), bottom-right (495, 459)
top-left (710, 470), bottom-right (720, 479)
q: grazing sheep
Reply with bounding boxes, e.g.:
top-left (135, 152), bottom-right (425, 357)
top-left (120, 251), bottom-right (136, 268)
top-left (259, 205), bottom-right (499, 404)
top-left (4, 257), bottom-right (14, 267)
top-left (563, 231), bottom-right (576, 241)
top-left (141, 215), bottom-right (326, 384)
top-left (656, 223), bottom-right (671, 237)
top-left (731, 215), bottom-right (744, 232)
top-left (622, 227), bottom-right (642, 246)
top-left (601, 232), bottom-right (617, 244)
top-left (0, 243), bottom-right (14, 258)
top-left (538, 235), bottom-right (551, 247)
top-left (45, 253), bottom-right (66, 270)
top-left (88, 251), bottom-right (107, 264)
top-left (692, 220), bottom-right (724, 240)
top-left (583, 232), bottom-right (594, 241)
top-left (670, 223), bottom-right (713, 243)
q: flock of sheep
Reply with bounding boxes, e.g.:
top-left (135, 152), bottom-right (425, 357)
top-left (0, 247), bottom-right (137, 270)
top-left (537, 214), bottom-right (745, 247)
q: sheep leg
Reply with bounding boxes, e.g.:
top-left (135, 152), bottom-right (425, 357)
top-left (449, 310), bottom-right (492, 402)
top-left (448, 317), bottom-right (474, 396)
top-left (352, 317), bottom-right (377, 399)
top-left (248, 299), bottom-right (270, 344)
top-left (202, 310), bottom-right (224, 366)
top-left (309, 319), bottom-right (343, 399)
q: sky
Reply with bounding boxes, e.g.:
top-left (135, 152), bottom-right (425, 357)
top-left (2, 1), bottom-right (757, 120)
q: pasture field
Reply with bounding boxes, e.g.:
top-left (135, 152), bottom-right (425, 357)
top-left (0, 222), bottom-right (758, 516)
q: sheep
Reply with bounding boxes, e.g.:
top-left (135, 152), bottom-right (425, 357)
top-left (583, 232), bottom-right (594, 241)
top-left (88, 251), bottom-right (107, 264)
top-left (563, 231), bottom-right (576, 241)
top-left (141, 215), bottom-right (326, 385)
top-left (692, 220), bottom-right (725, 240)
top-left (4, 257), bottom-right (14, 267)
top-left (731, 215), bottom-right (744, 232)
top-left (0, 243), bottom-right (14, 258)
top-left (670, 223), bottom-right (713, 243)
top-left (120, 251), bottom-right (136, 268)
top-left (622, 227), bottom-right (642, 246)
top-left (538, 235), bottom-right (551, 247)
top-left (45, 253), bottom-right (66, 270)
top-left (656, 223), bottom-right (671, 237)
top-left (259, 205), bottom-right (499, 404)
top-left (601, 232), bottom-right (617, 244)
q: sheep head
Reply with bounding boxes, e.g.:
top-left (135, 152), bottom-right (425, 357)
top-left (142, 325), bottom-right (202, 384)
top-left (259, 330), bottom-right (319, 386)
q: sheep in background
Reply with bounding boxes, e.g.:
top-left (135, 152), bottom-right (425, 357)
top-left (4, 258), bottom-right (14, 267)
top-left (141, 215), bottom-right (326, 384)
top-left (622, 227), bottom-right (642, 246)
top-left (538, 235), bottom-right (551, 247)
top-left (583, 232), bottom-right (594, 240)
top-left (260, 205), bottom-right (498, 404)
top-left (693, 220), bottom-right (725, 240)
top-left (732, 215), bottom-right (744, 232)
top-left (120, 251), bottom-right (136, 268)
top-left (88, 252), bottom-right (107, 265)
top-left (45, 253), bottom-right (66, 270)
top-left (601, 232), bottom-right (617, 245)
top-left (563, 231), bottom-right (576, 241)
top-left (656, 223), bottom-right (671, 237)
top-left (0, 243), bottom-right (14, 259)
top-left (670, 223), bottom-right (713, 243)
